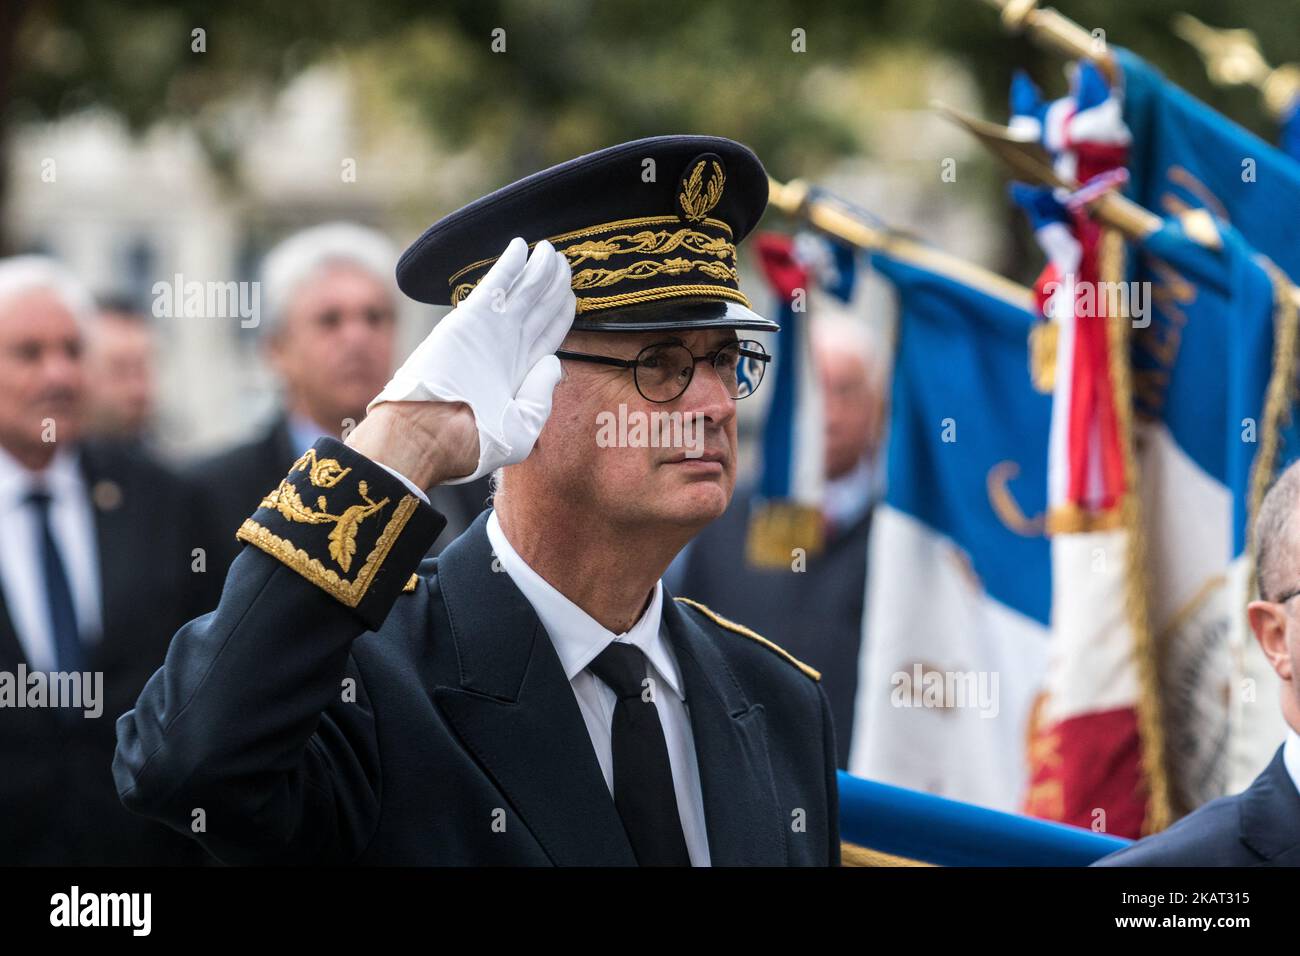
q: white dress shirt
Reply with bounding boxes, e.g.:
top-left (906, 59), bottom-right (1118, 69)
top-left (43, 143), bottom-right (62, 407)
top-left (485, 510), bottom-right (711, 865)
top-left (356, 452), bottom-right (710, 863)
top-left (0, 443), bottom-right (103, 671)
top-left (1283, 727), bottom-right (1300, 798)
top-left (822, 451), bottom-right (878, 533)
top-left (288, 413), bottom-right (334, 456)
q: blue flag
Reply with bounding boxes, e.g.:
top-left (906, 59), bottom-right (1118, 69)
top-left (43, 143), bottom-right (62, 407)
top-left (848, 247), bottom-right (1053, 812)
top-left (1118, 46), bottom-right (1300, 799)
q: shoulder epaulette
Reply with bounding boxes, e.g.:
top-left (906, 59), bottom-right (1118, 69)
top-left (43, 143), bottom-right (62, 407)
top-left (673, 597), bottom-right (821, 681)
top-left (402, 557), bottom-right (439, 594)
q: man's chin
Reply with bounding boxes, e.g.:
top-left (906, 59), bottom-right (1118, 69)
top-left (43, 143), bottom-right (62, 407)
top-left (655, 474), bottom-right (732, 526)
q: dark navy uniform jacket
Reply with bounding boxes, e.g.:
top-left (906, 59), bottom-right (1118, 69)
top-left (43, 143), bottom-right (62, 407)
top-left (1094, 745), bottom-right (1300, 866)
top-left (113, 437), bottom-right (840, 866)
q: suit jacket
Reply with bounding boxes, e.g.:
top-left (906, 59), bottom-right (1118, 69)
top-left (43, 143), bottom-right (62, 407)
top-left (115, 437), bottom-right (840, 865)
top-left (188, 414), bottom-right (493, 590)
top-left (1093, 746), bottom-right (1300, 866)
top-left (0, 440), bottom-right (219, 864)
top-left (675, 486), bottom-right (872, 768)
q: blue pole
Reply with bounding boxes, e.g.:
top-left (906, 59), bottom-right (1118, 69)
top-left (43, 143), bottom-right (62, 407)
top-left (838, 771), bottom-right (1133, 866)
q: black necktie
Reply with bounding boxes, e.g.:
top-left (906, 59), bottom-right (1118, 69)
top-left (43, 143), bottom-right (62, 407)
top-left (27, 489), bottom-right (83, 673)
top-left (588, 641), bottom-right (691, 866)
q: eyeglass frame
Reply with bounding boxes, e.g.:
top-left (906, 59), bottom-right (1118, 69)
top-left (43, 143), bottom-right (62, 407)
top-left (553, 337), bottom-right (771, 404)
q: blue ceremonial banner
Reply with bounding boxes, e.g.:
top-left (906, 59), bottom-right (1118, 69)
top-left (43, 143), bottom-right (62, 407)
top-left (1116, 46), bottom-right (1300, 799)
top-left (847, 247), bottom-right (1053, 812)
top-left (1136, 218), bottom-right (1299, 554)
top-left (1284, 99), bottom-right (1300, 162)
top-left (873, 252), bottom-right (1052, 624)
top-left (1120, 46), bottom-right (1300, 279)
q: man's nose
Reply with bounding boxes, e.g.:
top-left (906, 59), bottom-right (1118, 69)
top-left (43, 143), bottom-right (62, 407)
top-left (337, 311), bottom-right (383, 348)
top-left (43, 346), bottom-right (82, 385)
top-left (677, 359), bottom-right (735, 424)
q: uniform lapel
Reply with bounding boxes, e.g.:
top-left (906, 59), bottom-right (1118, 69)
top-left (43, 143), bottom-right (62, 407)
top-left (661, 594), bottom-right (788, 865)
top-left (432, 512), bottom-right (637, 866)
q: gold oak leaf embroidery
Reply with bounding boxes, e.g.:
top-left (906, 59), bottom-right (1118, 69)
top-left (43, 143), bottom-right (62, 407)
top-left (678, 160), bottom-right (725, 222)
top-left (325, 481), bottom-right (389, 573)
top-left (291, 448), bottom-right (352, 488)
top-left (256, 473), bottom-right (390, 574)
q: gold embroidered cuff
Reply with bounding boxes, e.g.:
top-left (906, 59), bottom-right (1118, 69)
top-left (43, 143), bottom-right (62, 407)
top-left (236, 438), bottom-right (446, 629)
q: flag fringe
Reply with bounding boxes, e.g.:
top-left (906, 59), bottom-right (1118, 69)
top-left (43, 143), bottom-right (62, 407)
top-left (1101, 226), bottom-right (1173, 835)
top-left (840, 842), bottom-right (934, 867)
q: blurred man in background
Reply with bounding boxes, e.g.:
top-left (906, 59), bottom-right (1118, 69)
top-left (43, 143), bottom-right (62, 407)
top-left (0, 256), bottom-right (215, 864)
top-left (83, 295), bottom-right (158, 445)
top-left (190, 222), bottom-right (491, 578)
top-left (1096, 461), bottom-right (1300, 866)
top-left (669, 313), bottom-right (883, 768)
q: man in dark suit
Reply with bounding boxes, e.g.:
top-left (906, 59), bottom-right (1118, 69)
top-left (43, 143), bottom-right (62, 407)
top-left (190, 223), bottom-right (488, 581)
top-left (670, 312), bottom-right (882, 768)
top-left (115, 136), bottom-right (841, 865)
top-left (1096, 461), bottom-right (1300, 866)
top-left (0, 256), bottom-right (217, 864)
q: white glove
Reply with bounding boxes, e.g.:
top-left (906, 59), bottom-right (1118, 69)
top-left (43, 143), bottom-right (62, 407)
top-left (368, 236), bottom-right (576, 484)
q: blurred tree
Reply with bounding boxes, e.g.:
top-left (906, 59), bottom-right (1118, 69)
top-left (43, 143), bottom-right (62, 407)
top-left (3, 0), bottom-right (1298, 261)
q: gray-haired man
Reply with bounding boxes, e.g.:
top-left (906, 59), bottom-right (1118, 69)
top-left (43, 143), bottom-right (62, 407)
top-left (1096, 460), bottom-right (1300, 866)
top-left (190, 222), bottom-right (490, 580)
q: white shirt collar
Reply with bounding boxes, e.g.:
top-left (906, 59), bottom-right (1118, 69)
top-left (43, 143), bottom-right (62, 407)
top-left (287, 413), bottom-right (334, 456)
top-left (1283, 727), bottom-right (1300, 798)
top-left (0, 441), bottom-right (83, 506)
top-left (485, 509), bottom-right (683, 699)
top-left (822, 451), bottom-right (877, 530)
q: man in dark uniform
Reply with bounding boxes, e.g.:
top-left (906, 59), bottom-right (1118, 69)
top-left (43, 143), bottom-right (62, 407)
top-left (114, 136), bottom-right (841, 866)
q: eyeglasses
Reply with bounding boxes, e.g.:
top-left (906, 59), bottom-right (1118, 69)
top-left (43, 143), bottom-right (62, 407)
top-left (554, 338), bottom-right (770, 404)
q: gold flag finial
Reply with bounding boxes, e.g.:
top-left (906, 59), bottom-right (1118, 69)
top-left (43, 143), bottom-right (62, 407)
top-left (933, 101), bottom-right (1300, 314)
top-left (1172, 13), bottom-right (1300, 120)
top-left (933, 100), bottom-right (1164, 240)
top-left (975, 0), bottom-right (1117, 84)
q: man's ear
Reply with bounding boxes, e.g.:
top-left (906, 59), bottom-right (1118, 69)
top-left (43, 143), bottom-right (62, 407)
top-left (1247, 600), bottom-right (1294, 682)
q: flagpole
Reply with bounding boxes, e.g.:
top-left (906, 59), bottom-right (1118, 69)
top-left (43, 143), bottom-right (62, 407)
top-left (766, 177), bottom-right (1037, 311)
top-left (976, 0), bottom-right (1116, 83)
top-left (1173, 14), bottom-right (1300, 122)
top-left (932, 103), bottom-right (1300, 309)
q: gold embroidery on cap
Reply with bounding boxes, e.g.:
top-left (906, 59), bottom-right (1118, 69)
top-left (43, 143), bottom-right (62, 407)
top-left (564, 228), bottom-right (733, 266)
top-left (445, 215), bottom-right (733, 289)
top-left (570, 284), bottom-right (752, 313)
top-left (570, 257), bottom-right (739, 291)
top-left (678, 159), bottom-right (725, 222)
